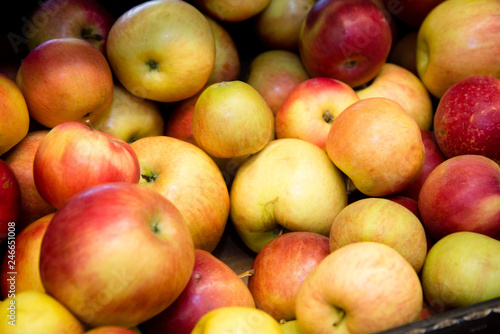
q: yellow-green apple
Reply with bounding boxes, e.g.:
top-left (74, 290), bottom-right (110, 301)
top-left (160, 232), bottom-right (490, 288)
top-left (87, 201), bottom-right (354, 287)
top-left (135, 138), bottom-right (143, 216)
top-left (433, 75), bottom-right (500, 164)
top-left (91, 83), bottom-right (165, 144)
top-left (418, 154), bottom-right (500, 241)
top-left (295, 242), bottom-right (423, 334)
top-left (0, 73), bottom-right (29, 156)
top-left (85, 327), bottom-right (139, 334)
top-left (192, 80), bottom-right (275, 159)
top-left (281, 320), bottom-right (304, 334)
top-left (191, 306), bottom-right (284, 333)
top-left (0, 213), bottom-right (54, 299)
top-left (205, 16), bottom-right (240, 85)
top-left (139, 249), bottom-right (255, 334)
top-left (1, 130), bottom-right (56, 230)
top-left (421, 231), bottom-right (500, 312)
top-left (0, 290), bottom-right (85, 333)
top-left (106, 0), bottom-right (215, 103)
top-left (246, 49), bottom-right (310, 115)
top-left (230, 138), bottom-right (347, 253)
top-left (326, 97), bottom-right (425, 197)
top-left (16, 37), bottom-right (113, 129)
top-left (33, 121), bottom-right (140, 209)
top-left (164, 92), bottom-right (200, 145)
top-left (416, 0), bottom-right (500, 98)
top-left (388, 31), bottom-right (418, 76)
top-left (275, 77), bottom-right (359, 148)
top-left (39, 182), bottom-right (195, 328)
top-left (253, 0), bottom-right (316, 51)
top-left (329, 197), bottom-right (427, 272)
top-left (247, 232), bottom-right (330, 322)
top-left (382, 0), bottom-right (445, 27)
top-left (193, 0), bottom-right (272, 22)
top-left (25, 0), bottom-right (115, 55)
top-left (299, 0), bottom-right (392, 88)
top-left (356, 63), bottom-right (434, 131)
top-left (0, 160), bottom-right (21, 244)
top-left (130, 136), bottom-right (230, 252)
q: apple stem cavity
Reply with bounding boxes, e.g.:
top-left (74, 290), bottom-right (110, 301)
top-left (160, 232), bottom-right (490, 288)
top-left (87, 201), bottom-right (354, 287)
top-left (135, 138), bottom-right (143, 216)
top-left (141, 171), bottom-right (158, 183)
top-left (146, 59), bottom-right (159, 72)
top-left (150, 220), bottom-right (161, 235)
top-left (80, 28), bottom-right (103, 41)
top-left (332, 308), bottom-right (346, 327)
top-left (344, 60), bottom-right (357, 69)
top-left (323, 109), bottom-right (334, 124)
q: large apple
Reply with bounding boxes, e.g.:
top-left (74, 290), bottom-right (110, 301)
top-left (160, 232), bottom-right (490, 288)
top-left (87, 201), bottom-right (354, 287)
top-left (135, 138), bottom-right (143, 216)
top-left (0, 73), bottom-right (29, 156)
top-left (382, 0), bottom-right (445, 27)
top-left (329, 197), bottom-right (427, 272)
top-left (416, 0), bottom-right (500, 98)
top-left (418, 154), bottom-right (500, 241)
top-left (130, 136), bottom-right (230, 252)
top-left (326, 97), bottom-right (425, 197)
top-left (421, 231), bottom-right (500, 312)
top-left (299, 0), bottom-right (392, 88)
top-left (0, 159), bottom-right (21, 244)
top-left (246, 49), bottom-right (310, 115)
top-left (106, 0), bottom-right (215, 103)
top-left (247, 232), bottom-right (330, 322)
top-left (295, 242), bottom-right (423, 333)
top-left (230, 138), bottom-right (347, 253)
top-left (25, 0), bottom-right (115, 55)
top-left (139, 249), bottom-right (255, 334)
top-left (275, 77), bottom-right (359, 148)
top-left (192, 80), bottom-right (275, 159)
top-left (193, 0), bottom-right (272, 22)
top-left (39, 182), bottom-right (195, 328)
top-left (433, 75), bottom-right (500, 164)
top-left (33, 121), bottom-right (140, 209)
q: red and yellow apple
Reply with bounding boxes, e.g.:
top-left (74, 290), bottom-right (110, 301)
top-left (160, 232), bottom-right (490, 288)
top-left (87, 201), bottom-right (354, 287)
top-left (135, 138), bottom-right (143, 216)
top-left (194, 0), bottom-right (272, 22)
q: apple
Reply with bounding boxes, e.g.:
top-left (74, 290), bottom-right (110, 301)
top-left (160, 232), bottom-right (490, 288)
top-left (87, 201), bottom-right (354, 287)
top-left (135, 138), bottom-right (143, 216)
top-left (433, 75), bottom-right (500, 164)
top-left (39, 182), bottom-right (195, 328)
top-left (25, 0), bottom-right (115, 55)
top-left (130, 136), bottom-right (230, 252)
top-left (383, 0), bottom-right (445, 27)
top-left (246, 49), bottom-right (310, 115)
top-left (387, 31), bottom-right (418, 76)
top-left (326, 97), bottom-right (425, 197)
top-left (16, 37), bottom-right (113, 129)
top-left (421, 231), bottom-right (500, 312)
top-left (275, 77), bottom-right (359, 148)
top-left (0, 213), bottom-right (53, 299)
top-left (1, 130), bottom-right (56, 230)
top-left (191, 306), bottom-right (284, 333)
top-left (385, 195), bottom-right (421, 220)
top-left (329, 197), bottom-right (427, 272)
top-left (230, 138), bottom-right (347, 253)
top-left (193, 0), bottom-right (272, 22)
top-left (85, 327), bottom-right (139, 334)
top-left (299, 0), bottom-right (392, 88)
top-left (192, 80), bottom-right (275, 159)
top-left (281, 320), bottom-right (304, 334)
top-left (106, 0), bottom-right (215, 103)
top-left (295, 242), bottom-right (423, 333)
top-left (416, 0), bottom-right (500, 98)
top-left (247, 232), bottom-right (330, 322)
top-left (164, 92), bottom-right (200, 146)
top-left (418, 154), bottom-right (500, 241)
top-left (33, 121), bottom-right (140, 209)
top-left (139, 249), bottom-right (255, 334)
top-left (356, 63), bottom-right (434, 131)
top-left (0, 73), bottom-right (29, 156)
top-left (253, 0), bottom-right (316, 51)
top-left (0, 159), bottom-right (21, 244)
top-left (91, 83), bottom-right (165, 144)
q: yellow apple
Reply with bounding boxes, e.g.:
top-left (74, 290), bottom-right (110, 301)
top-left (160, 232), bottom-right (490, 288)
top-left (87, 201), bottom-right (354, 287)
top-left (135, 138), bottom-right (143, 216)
top-left (281, 320), bottom-right (304, 334)
top-left (194, 0), bottom-right (272, 22)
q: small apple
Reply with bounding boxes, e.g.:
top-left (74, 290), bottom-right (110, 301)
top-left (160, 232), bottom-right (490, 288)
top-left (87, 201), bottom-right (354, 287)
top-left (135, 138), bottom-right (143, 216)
top-left (194, 0), bottom-right (272, 22)
top-left (0, 159), bottom-right (21, 244)
top-left (275, 77), bottom-right (359, 148)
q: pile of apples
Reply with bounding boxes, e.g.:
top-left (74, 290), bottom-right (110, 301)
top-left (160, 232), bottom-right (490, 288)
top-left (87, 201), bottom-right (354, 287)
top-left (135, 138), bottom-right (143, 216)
top-left (1, 0), bottom-right (500, 333)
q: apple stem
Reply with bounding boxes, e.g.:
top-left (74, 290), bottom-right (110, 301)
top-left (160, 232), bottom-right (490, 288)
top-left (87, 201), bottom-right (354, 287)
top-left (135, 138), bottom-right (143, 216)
top-left (85, 119), bottom-right (94, 131)
top-left (238, 269), bottom-right (255, 279)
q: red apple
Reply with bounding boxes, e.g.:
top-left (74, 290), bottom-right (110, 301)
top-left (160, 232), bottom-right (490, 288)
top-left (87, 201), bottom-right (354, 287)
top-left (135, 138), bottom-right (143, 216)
top-left (39, 182), bottom-right (195, 328)
top-left (299, 0), bottom-right (392, 88)
top-left (164, 92), bottom-right (201, 145)
top-left (139, 249), bottom-right (255, 334)
top-left (418, 154), bottom-right (500, 241)
top-left (0, 159), bottom-right (21, 244)
top-left (247, 232), bottom-right (330, 322)
top-left (33, 121), bottom-right (140, 209)
top-left (433, 75), bottom-right (500, 165)
top-left (383, 0), bottom-right (445, 27)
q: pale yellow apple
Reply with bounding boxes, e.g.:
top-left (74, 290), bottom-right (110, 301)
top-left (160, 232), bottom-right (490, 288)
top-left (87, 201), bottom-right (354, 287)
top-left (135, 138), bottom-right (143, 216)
top-left (106, 0), bottom-right (215, 102)
top-left (416, 0), bottom-right (500, 98)
top-left (281, 320), bottom-right (304, 334)
top-left (356, 63), bottom-right (433, 131)
top-left (230, 138), bottom-right (348, 253)
top-left (194, 0), bottom-right (272, 22)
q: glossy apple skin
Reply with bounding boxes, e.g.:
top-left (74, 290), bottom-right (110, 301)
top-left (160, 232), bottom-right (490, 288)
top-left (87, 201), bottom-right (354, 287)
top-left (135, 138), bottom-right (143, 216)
top-left (140, 249), bottom-right (255, 334)
top-left (248, 232), bottom-right (330, 322)
top-left (299, 0), bottom-right (392, 88)
top-left (433, 75), bottom-right (500, 164)
top-left (39, 182), bottom-right (195, 328)
top-left (33, 121), bottom-right (140, 209)
top-left (419, 155), bottom-right (500, 241)
top-left (0, 160), bottom-right (21, 244)
top-left (26, 0), bottom-right (115, 55)
top-left (383, 0), bottom-right (445, 27)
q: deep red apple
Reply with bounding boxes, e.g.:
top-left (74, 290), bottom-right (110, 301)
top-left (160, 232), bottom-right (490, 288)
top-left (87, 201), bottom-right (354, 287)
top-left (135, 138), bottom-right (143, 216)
top-left (0, 159), bottom-right (21, 244)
